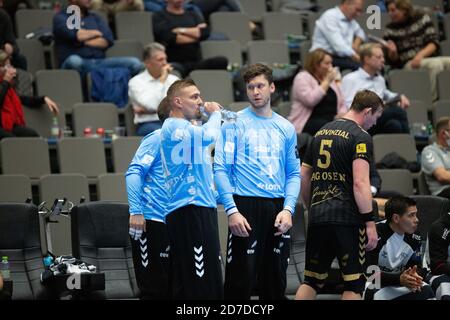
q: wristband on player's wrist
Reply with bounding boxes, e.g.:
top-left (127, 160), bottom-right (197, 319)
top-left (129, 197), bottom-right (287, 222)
top-left (360, 209), bottom-right (375, 222)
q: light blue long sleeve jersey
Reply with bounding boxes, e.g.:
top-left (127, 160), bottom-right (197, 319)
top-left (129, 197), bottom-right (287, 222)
top-left (125, 129), bottom-right (168, 222)
top-left (160, 111), bottom-right (222, 215)
top-left (214, 107), bottom-right (301, 215)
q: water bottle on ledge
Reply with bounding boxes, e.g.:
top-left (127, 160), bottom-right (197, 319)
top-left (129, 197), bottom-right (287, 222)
top-left (199, 104), bottom-right (238, 123)
top-left (1, 256), bottom-right (10, 280)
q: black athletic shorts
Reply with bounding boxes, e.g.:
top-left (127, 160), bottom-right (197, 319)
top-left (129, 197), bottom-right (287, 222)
top-left (303, 224), bottom-right (367, 294)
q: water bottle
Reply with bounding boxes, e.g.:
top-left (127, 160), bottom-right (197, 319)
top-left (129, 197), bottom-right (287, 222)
top-left (1, 256), bottom-right (10, 280)
top-left (50, 116), bottom-right (60, 139)
top-left (199, 105), bottom-right (238, 123)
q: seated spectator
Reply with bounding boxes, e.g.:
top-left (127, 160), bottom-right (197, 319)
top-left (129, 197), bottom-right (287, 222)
top-left (0, 6), bottom-right (27, 70)
top-left (128, 42), bottom-right (179, 136)
top-left (288, 49), bottom-right (346, 135)
top-left (53, 0), bottom-right (143, 77)
top-left (91, 0), bottom-right (144, 23)
top-left (364, 196), bottom-right (440, 300)
top-left (383, 0), bottom-right (450, 101)
top-left (428, 212), bottom-right (450, 298)
top-left (341, 43), bottom-right (410, 135)
top-left (152, 0), bottom-right (228, 77)
top-left (421, 117), bottom-right (450, 199)
top-left (0, 50), bottom-right (59, 139)
top-left (310, 0), bottom-right (366, 71)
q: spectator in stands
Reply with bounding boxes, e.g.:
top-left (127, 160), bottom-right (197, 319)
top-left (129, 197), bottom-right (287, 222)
top-left (364, 196), bottom-right (439, 300)
top-left (0, 50), bottom-right (59, 139)
top-left (91, 0), bottom-right (144, 23)
top-left (421, 117), bottom-right (450, 199)
top-left (288, 48), bottom-right (347, 135)
top-left (53, 0), bottom-right (143, 76)
top-left (428, 213), bottom-right (450, 293)
top-left (310, 0), bottom-right (366, 71)
top-left (128, 42), bottom-right (179, 136)
top-left (384, 0), bottom-right (450, 101)
top-left (0, 5), bottom-right (27, 70)
top-left (152, 0), bottom-right (228, 77)
top-left (341, 42), bottom-right (410, 135)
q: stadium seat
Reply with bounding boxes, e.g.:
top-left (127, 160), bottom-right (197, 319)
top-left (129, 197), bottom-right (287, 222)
top-left (23, 105), bottom-right (67, 139)
top-left (39, 173), bottom-right (90, 256)
top-left (356, 12), bottom-right (389, 39)
top-left (115, 11), bottom-right (154, 46)
top-left (97, 173), bottom-right (127, 202)
top-left (0, 175), bottom-right (32, 203)
top-left (72, 103), bottom-right (119, 137)
top-left (0, 203), bottom-right (55, 299)
top-left (247, 40), bottom-right (290, 65)
top-left (210, 12), bottom-right (252, 49)
top-left (15, 9), bottom-right (54, 39)
top-left (440, 40), bottom-right (450, 56)
top-left (299, 39), bottom-right (311, 64)
top-left (106, 39), bottom-right (144, 60)
top-left (16, 39), bottom-right (46, 75)
top-left (378, 169), bottom-right (414, 196)
top-left (123, 104), bottom-right (137, 136)
top-left (57, 138), bottom-right (107, 178)
top-left (437, 70), bottom-right (450, 101)
top-left (0, 137), bottom-right (51, 179)
top-left (36, 70), bottom-right (83, 114)
top-left (262, 12), bottom-right (304, 41)
top-left (306, 12), bottom-right (319, 39)
top-left (316, 0), bottom-right (337, 12)
top-left (200, 40), bottom-right (243, 67)
top-left (239, 0), bottom-right (267, 22)
top-left (417, 171), bottom-right (431, 195)
top-left (406, 100), bottom-right (429, 128)
top-left (433, 99), bottom-right (450, 124)
top-left (389, 70), bottom-right (433, 109)
top-left (71, 201), bottom-right (139, 299)
top-left (189, 70), bottom-right (235, 106)
top-left (111, 137), bottom-right (141, 173)
top-left (373, 134), bottom-right (417, 164)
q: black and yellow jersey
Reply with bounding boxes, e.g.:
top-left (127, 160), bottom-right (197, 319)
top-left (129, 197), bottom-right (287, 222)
top-left (303, 118), bottom-right (373, 226)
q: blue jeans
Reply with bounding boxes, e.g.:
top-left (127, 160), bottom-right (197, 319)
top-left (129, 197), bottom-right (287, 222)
top-left (61, 54), bottom-right (143, 76)
top-left (136, 120), bottom-right (162, 136)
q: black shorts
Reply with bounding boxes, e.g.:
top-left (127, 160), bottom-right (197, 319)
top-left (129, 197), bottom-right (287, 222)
top-left (303, 224), bottom-right (366, 294)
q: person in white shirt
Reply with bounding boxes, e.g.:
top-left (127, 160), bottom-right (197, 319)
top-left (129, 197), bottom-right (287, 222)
top-left (341, 42), bottom-right (410, 135)
top-left (128, 42), bottom-right (179, 136)
top-left (310, 0), bottom-right (366, 71)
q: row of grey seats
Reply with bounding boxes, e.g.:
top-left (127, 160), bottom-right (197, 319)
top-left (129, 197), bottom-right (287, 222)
top-left (19, 66), bottom-right (450, 122)
top-left (0, 137), bottom-right (141, 177)
top-left (0, 201), bottom-right (139, 299)
top-left (0, 199), bottom-right (306, 299)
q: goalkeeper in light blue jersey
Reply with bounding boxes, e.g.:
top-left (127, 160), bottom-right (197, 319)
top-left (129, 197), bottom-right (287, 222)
top-left (214, 63), bottom-right (301, 300)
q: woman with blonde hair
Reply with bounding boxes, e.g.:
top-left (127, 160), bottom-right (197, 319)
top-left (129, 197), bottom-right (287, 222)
top-left (288, 48), bottom-right (347, 135)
